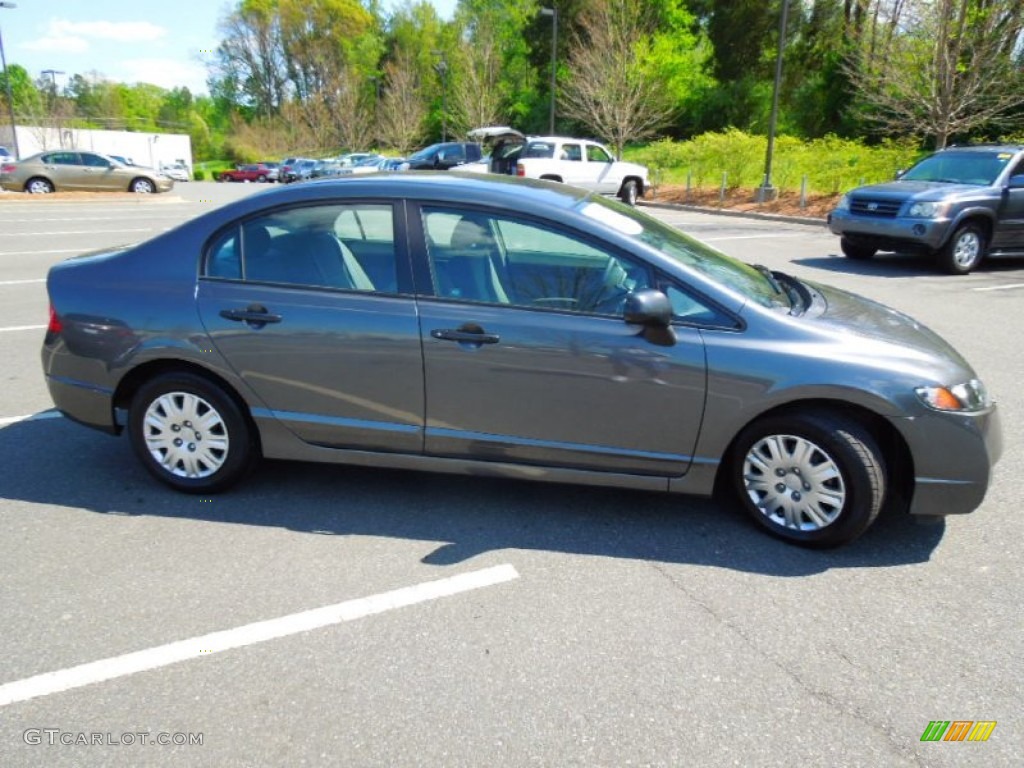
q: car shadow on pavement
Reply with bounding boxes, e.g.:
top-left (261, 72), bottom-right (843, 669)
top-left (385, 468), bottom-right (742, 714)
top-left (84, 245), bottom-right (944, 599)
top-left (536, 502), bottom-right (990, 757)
top-left (796, 251), bottom-right (1024, 277)
top-left (0, 417), bottom-right (946, 576)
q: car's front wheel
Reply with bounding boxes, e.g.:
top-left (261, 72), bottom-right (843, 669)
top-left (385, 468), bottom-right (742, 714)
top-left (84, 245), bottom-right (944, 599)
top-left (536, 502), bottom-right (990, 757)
top-left (129, 373), bottom-right (256, 493)
top-left (731, 411), bottom-right (885, 547)
top-left (938, 222), bottom-right (986, 275)
top-left (130, 178), bottom-right (155, 193)
top-left (840, 237), bottom-right (876, 260)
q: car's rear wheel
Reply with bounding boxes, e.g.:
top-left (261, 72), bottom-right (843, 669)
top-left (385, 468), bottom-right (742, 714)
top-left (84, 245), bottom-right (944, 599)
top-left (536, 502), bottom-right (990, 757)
top-left (257, 175), bottom-right (267, 183)
top-left (619, 179), bottom-right (639, 206)
top-left (25, 177), bottom-right (54, 194)
top-left (840, 237), bottom-right (876, 260)
top-left (938, 222), bottom-right (986, 275)
top-left (731, 411), bottom-right (885, 547)
top-left (129, 373), bottom-right (255, 493)
top-left (130, 178), bottom-right (155, 193)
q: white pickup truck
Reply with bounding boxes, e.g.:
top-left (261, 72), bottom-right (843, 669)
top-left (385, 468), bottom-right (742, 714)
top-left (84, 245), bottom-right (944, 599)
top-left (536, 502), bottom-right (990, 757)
top-left (462, 128), bottom-right (649, 206)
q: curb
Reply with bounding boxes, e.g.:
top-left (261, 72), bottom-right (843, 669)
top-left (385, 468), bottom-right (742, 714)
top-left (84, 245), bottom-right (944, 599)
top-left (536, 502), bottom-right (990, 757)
top-left (640, 199), bottom-right (828, 228)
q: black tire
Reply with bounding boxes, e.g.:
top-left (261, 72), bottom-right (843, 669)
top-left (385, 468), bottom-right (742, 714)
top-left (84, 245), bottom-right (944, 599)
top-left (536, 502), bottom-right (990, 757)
top-left (25, 177), bottom-right (54, 194)
top-left (130, 178), bottom-right (155, 193)
top-left (129, 372), bottom-right (256, 493)
top-left (938, 222), bottom-right (986, 275)
top-left (840, 237), bottom-right (876, 261)
top-left (619, 179), bottom-right (639, 206)
top-left (256, 175), bottom-right (267, 183)
top-left (731, 411), bottom-right (885, 547)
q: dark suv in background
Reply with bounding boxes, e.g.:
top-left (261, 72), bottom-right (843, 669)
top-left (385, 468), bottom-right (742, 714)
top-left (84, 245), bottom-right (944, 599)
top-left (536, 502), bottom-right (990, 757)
top-left (828, 144), bottom-right (1024, 274)
top-left (403, 142), bottom-right (482, 170)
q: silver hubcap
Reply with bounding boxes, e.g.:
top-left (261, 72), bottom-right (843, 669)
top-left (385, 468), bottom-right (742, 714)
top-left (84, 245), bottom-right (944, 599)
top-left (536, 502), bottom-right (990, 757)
top-left (742, 434), bottom-right (846, 531)
top-left (143, 392), bottom-right (229, 479)
top-left (134, 181), bottom-right (153, 193)
top-left (953, 231), bottom-right (980, 267)
top-left (28, 180), bottom-right (51, 194)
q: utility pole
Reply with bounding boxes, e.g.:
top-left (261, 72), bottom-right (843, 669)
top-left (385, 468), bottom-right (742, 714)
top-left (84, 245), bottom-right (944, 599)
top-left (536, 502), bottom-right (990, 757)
top-left (0, 1), bottom-right (18, 159)
top-left (758, 0), bottom-right (790, 203)
top-left (540, 7), bottom-right (558, 135)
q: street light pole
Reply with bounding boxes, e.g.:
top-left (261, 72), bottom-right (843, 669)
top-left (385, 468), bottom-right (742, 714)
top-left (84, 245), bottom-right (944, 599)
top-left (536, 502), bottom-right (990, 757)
top-left (758, 0), bottom-right (790, 203)
top-left (0, 1), bottom-right (18, 160)
top-left (431, 51), bottom-right (448, 142)
top-left (540, 7), bottom-right (557, 135)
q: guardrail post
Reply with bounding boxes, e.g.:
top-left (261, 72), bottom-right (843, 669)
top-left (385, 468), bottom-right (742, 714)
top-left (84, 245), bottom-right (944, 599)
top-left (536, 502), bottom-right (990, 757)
top-left (719, 172), bottom-right (727, 206)
top-left (685, 169), bottom-right (691, 203)
top-left (800, 175), bottom-right (808, 209)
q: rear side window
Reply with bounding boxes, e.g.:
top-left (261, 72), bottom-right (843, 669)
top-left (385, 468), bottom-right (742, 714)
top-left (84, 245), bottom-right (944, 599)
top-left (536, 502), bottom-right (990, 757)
top-left (523, 142), bottom-right (555, 159)
top-left (204, 204), bottom-right (398, 292)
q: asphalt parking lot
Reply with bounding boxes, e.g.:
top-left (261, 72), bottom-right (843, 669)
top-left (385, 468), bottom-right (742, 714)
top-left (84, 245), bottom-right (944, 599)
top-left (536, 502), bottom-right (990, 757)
top-left (1, 182), bottom-right (1021, 767)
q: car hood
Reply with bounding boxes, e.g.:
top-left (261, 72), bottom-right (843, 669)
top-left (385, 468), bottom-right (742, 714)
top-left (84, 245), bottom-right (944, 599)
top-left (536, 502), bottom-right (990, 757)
top-left (805, 279), bottom-right (974, 381)
top-left (850, 180), bottom-right (990, 202)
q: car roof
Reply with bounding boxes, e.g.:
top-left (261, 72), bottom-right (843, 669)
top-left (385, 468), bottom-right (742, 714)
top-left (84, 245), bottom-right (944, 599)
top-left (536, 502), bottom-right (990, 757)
top-left (938, 144), bottom-right (1024, 153)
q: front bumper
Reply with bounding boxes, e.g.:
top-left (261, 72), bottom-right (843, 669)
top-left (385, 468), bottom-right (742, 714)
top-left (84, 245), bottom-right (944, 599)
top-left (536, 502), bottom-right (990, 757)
top-left (828, 210), bottom-right (951, 252)
top-left (896, 404), bottom-right (1002, 516)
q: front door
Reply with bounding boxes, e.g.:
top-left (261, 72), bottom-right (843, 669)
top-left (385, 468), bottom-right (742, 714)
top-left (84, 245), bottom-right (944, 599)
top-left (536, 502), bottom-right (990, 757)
top-left (413, 205), bottom-right (707, 477)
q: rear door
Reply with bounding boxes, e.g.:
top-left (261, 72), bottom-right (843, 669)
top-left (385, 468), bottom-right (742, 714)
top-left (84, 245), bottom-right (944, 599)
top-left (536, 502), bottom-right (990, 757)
top-left (994, 156), bottom-right (1024, 250)
top-left (196, 200), bottom-right (425, 453)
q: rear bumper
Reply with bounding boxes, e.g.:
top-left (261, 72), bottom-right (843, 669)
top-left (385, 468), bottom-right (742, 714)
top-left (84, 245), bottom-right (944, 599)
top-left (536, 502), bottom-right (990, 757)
top-left (45, 374), bottom-right (117, 434)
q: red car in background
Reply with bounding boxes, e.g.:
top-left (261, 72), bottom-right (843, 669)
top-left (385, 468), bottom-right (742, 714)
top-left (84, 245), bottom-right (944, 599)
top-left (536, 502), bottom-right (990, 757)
top-left (217, 163), bottom-right (278, 183)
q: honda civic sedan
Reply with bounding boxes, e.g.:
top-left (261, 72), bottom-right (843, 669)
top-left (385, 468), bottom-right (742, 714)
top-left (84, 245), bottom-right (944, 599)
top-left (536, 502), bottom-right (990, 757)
top-left (41, 174), bottom-right (1001, 546)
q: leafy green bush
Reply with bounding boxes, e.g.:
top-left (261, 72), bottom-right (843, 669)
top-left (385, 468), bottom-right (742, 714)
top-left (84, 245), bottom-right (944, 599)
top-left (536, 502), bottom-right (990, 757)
top-left (625, 131), bottom-right (923, 194)
top-left (193, 170), bottom-right (206, 181)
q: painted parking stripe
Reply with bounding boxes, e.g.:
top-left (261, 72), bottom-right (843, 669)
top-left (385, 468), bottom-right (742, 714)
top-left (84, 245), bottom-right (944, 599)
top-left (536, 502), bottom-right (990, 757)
top-left (973, 283), bottom-right (1024, 292)
top-left (0, 278), bottom-right (46, 286)
top-left (700, 233), bottom-right (809, 242)
top-left (0, 324), bottom-right (46, 333)
top-left (0, 563), bottom-right (520, 707)
top-left (0, 412), bottom-right (62, 427)
top-left (0, 228), bottom-right (157, 237)
top-left (0, 248), bottom-right (93, 256)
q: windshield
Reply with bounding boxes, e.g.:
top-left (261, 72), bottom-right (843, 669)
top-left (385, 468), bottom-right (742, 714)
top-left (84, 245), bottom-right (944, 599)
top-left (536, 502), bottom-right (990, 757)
top-left (577, 196), bottom-right (790, 310)
top-left (901, 150), bottom-right (1014, 185)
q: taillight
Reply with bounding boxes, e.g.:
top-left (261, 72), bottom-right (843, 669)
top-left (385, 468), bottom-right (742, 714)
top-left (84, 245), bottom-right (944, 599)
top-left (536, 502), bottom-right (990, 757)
top-left (1, 163), bottom-right (16, 174)
top-left (47, 303), bottom-right (63, 334)
top-left (516, 163), bottom-right (525, 177)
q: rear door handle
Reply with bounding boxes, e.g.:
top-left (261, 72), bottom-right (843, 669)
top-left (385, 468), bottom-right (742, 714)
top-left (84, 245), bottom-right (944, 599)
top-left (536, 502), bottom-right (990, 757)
top-left (431, 328), bottom-right (500, 345)
top-left (219, 305), bottom-right (282, 327)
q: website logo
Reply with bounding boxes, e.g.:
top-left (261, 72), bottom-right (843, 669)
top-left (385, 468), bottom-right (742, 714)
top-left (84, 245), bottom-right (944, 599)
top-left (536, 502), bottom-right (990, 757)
top-left (920, 721), bottom-right (996, 742)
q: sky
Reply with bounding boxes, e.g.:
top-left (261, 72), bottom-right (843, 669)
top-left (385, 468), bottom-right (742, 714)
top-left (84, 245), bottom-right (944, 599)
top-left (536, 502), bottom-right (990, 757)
top-left (0, 1), bottom-right (457, 96)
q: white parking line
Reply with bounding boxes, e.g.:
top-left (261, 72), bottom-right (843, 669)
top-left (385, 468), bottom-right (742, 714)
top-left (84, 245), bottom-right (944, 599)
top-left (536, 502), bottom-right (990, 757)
top-left (0, 324), bottom-right (46, 333)
top-left (0, 278), bottom-right (45, 286)
top-left (0, 248), bottom-right (94, 256)
top-left (700, 233), bottom-right (810, 242)
top-left (0, 563), bottom-right (520, 707)
top-left (0, 228), bottom-right (156, 237)
top-left (973, 283), bottom-right (1024, 292)
top-left (0, 412), bottom-right (62, 427)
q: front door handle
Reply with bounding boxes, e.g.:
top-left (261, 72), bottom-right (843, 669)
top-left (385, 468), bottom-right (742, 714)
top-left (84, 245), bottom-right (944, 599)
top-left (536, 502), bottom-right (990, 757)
top-left (431, 327), bottom-right (500, 345)
top-left (219, 305), bottom-right (282, 327)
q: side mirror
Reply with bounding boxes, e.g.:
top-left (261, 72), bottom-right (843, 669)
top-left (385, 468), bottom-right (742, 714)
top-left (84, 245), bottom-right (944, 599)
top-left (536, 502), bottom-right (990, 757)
top-left (624, 289), bottom-right (672, 328)
top-left (894, 169), bottom-right (906, 180)
top-left (1008, 174), bottom-right (1024, 190)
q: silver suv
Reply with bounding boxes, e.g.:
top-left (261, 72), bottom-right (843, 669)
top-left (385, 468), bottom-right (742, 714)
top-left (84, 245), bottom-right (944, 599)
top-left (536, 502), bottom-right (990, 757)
top-left (827, 145), bottom-right (1024, 274)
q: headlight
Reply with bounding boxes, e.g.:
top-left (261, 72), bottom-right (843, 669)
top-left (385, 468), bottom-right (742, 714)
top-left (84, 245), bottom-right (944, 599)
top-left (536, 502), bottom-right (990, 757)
top-left (906, 201), bottom-right (947, 218)
top-left (834, 194), bottom-right (850, 212)
top-left (915, 379), bottom-right (991, 412)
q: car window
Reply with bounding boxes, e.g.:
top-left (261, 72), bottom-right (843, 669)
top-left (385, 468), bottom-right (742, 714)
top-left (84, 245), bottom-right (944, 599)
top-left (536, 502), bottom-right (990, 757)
top-left (523, 142), bottom-right (555, 159)
top-left (561, 144), bottom-right (582, 162)
top-left (204, 203), bottom-right (396, 292)
top-left (658, 278), bottom-right (735, 327)
top-left (44, 152), bottom-right (80, 166)
top-left (901, 151), bottom-right (1013, 186)
top-left (586, 144), bottom-right (612, 163)
top-left (422, 207), bottom-right (650, 316)
top-left (81, 153), bottom-right (110, 168)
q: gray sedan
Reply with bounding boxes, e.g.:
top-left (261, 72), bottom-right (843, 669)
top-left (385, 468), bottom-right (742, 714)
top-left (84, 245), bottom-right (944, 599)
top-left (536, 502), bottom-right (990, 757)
top-left (41, 174), bottom-right (1002, 546)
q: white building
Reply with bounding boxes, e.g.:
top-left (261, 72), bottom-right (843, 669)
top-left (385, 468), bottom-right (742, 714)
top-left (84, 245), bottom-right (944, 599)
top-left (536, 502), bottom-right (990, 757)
top-left (0, 124), bottom-right (192, 171)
